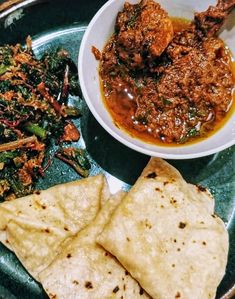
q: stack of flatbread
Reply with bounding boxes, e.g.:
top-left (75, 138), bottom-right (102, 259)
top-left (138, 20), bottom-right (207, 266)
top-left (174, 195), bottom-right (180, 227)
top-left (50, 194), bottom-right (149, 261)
top-left (0, 158), bottom-right (229, 299)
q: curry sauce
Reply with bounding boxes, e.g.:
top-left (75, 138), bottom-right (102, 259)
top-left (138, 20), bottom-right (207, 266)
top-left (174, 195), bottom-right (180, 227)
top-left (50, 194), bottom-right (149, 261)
top-left (99, 11), bottom-right (235, 146)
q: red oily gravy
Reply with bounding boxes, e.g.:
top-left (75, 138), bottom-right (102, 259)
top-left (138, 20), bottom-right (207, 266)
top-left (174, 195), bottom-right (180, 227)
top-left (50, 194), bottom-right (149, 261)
top-left (99, 17), bottom-right (235, 147)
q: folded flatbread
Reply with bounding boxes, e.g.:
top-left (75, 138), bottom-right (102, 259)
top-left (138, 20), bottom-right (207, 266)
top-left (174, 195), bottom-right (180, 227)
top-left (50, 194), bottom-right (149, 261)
top-left (39, 191), bottom-right (151, 299)
top-left (0, 174), bottom-right (108, 279)
top-left (98, 158), bottom-right (229, 299)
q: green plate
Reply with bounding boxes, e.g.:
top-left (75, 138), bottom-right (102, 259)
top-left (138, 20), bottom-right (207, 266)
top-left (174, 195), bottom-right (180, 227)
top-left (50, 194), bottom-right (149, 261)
top-left (0, 1), bottom-right (234, 298)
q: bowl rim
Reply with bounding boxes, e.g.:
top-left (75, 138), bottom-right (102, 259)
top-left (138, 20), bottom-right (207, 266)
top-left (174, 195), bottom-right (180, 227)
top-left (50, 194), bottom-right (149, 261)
top-left (78, 0), bottom-right (235, 160)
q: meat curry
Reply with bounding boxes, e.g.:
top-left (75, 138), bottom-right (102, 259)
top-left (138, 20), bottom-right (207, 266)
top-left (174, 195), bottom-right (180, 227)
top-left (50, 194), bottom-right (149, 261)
top-left (98, 0), bottom-right (235, 145)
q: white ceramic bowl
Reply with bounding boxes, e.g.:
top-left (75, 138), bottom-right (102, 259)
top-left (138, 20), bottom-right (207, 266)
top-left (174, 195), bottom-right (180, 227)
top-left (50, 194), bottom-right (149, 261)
top-left (79, 0), bottom-right (235, 159)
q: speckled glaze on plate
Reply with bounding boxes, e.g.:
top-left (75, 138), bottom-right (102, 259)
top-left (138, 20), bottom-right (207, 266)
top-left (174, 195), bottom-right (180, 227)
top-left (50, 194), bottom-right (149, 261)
top-left (0, 1), bottom-right (234, 298)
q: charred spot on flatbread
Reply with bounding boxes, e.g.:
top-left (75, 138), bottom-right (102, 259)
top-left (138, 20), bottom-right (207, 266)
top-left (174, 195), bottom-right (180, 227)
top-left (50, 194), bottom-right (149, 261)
top-left (84, 281), bottom-right (93, 289)
top-left (178, 222), bottom-right (187, 229)
top-left (146, 172), bottom-right (157, 179)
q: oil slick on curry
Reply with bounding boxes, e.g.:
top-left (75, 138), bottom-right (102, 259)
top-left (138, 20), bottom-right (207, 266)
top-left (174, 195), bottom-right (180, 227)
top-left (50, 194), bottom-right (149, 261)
top-left (94, 0), bottom-right (235, 146)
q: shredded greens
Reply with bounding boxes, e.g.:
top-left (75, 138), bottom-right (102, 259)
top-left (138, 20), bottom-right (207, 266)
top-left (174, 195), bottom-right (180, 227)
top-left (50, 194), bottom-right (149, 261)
top-left (0, 37), bottom-right (89, 200)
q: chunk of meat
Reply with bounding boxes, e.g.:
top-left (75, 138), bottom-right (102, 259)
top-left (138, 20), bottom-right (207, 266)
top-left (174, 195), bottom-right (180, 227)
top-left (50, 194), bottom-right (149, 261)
top-left (166, 0), bottom-right (235, 63)
top-left (195, 0), bottom-right (235, 37)
top-left (165, 25), bottom-right (198, 63)
top-left (115, 0), bottom-right (173, 69)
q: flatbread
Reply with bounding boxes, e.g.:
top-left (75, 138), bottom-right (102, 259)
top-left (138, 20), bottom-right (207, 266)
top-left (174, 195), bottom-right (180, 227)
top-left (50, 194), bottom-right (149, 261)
top-left (98, 158), bottom-right (228, 299)
top-left (39, 191), bottom-right (151, 299)
top-left (0, 174), bottom-right (107, 279)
